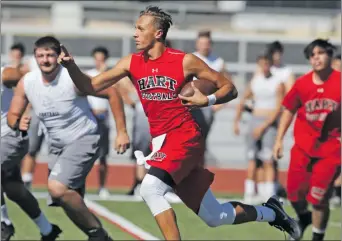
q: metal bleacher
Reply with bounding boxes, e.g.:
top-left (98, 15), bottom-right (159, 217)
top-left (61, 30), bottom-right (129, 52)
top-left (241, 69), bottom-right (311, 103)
top-left (246, 0), bottom-right (340, 10)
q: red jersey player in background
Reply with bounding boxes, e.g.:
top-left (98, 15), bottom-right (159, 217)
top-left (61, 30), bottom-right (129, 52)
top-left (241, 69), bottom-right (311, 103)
top-left (273, 39), bottom-right (341, 241)
top-left (329, 53), bottom-right (341, 208)
top-left (59, 6), bottom-right (301, 240)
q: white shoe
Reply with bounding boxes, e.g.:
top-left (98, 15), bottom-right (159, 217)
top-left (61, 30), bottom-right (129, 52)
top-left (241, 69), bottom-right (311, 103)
top-left (99, 188), bottom-right (110, 199)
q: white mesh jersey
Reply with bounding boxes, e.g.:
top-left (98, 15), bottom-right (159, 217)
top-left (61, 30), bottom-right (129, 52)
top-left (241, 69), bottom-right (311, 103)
top-left (23, 66), bottom-right (98, 148)
top-left (192, 52), bottom-right (225, 121)
top-left (251, 73), bottom-right (284, 110)
top-left (86, 68), bottom-right (108, 111)
top-left (1, 67), bottom-right (15, 137)
top-left (270, 65), bottom-right (293, 83)
top-left (193, 52), bottom-right (224, 73)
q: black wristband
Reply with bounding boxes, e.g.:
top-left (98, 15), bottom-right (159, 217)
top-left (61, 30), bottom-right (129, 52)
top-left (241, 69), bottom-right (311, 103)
top-left (12, 119), bottom-right (20, 131)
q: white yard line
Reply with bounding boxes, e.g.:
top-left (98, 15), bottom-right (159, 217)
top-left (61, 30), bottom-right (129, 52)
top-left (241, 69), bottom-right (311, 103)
top-left (33, 192), bottom-right (159, 240)
top-left (85, 199), bottom-right (159, 240)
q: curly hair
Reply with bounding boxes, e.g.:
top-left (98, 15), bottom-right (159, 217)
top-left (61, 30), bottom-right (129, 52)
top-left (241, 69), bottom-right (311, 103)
top-left (139, 6), bottom-right (173, 40)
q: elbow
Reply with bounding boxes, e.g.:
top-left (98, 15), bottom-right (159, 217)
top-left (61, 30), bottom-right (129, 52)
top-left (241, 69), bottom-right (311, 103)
top-left (232, 86), bottom-right (238, 100)
top-left (228, 85), bottom-right (238, 101)
top-left (85, 86), bottom-right (98, 96)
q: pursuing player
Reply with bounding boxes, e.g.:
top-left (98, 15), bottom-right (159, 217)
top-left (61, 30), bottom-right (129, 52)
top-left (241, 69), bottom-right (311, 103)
top-left (234, 55), bottom-right (285, 203)
top-left (7, 43), bottom-right (26, 68)
top-left (273, 39), bottom-right (341, 241)
top-left (7, 36), bottom-right (130, 240)
top-left (266, 41), bottom-right (296, 93)
top-left (191, 30), bottom-right (228, 166)
top-left (117, 75), bottom-right (151, 196)
top-left (1, 66), bottom-right (61, 241)
top-left (86, 46), bottom-right (124, 199)
top-left (331, 53), bottom-right (341, 71)
top-left (329, 53), bottom-right (341, 208)
top-left (59, 6), bottom-right (301, 240)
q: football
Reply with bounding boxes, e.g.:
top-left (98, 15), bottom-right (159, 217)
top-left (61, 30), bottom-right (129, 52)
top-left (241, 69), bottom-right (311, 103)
top-left (179, 79), bottom-right (217, 101)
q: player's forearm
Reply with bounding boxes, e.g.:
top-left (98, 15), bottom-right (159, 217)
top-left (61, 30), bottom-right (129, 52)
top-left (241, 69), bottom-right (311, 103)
top-left (275, 109), bottom-right (295, 142)
top-left (214, 83), bottom-right (238, 105)
top-left (2, 67), bottom-right (25, 88)
top-left (24, 103), bottom-right (32, 114)
top-left (66, 64), bottom-right (98, 95)
top-left (234, 102), bottom-right (244, 122)
top-left (7, 111), bottom-right (24, 130)
top-left (108, 88), bottom-right (128, 133)
top-left (320, 105), bottom-right (341, 141)
top-left (118, 88), bottom-right (137, 107)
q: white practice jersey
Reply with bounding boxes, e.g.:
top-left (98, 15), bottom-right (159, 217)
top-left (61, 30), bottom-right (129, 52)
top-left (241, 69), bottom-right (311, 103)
top-left (270, 65), bottom-right (293, 83)
top-left (192, 52), bottom-right (225, 120)
top-left (251, 73), bottom-right (284, 110)
top-left (193, 52), bottom-right (225, 73)
top-left (86, 68), bottom-right (108, 111)
top-left (23, 66), bottom-right (98, 148)
top-left (1, 67), bottom-right (15, 137)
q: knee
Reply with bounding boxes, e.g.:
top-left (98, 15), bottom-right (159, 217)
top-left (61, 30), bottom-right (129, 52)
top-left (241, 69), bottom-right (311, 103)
top-left (3, 185), bottom-right (22, 202)
top-left (27, 150), bottom-right (38, 158)
top-left (140, 176), bottom-right (162, 200)
top-left (259, 148), bottom-right (273, 162)
top-left (99, 160), bottom-right (107, 169)
top-left (48, 180), bottom-right (68, 200)
top-left (247, 160), bottom-right (256, 168)
top-left (263, 162), bottom-right (275, 172)
top-left (140, 174), bottom-right (172, 216)
top-left (312, 203), bottom-right (329, 211)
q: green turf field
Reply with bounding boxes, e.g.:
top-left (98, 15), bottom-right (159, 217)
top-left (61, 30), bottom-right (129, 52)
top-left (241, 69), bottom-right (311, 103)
top-left (5, 194), bottom-right (341, 240)
top-left (5, 199), bottom-right (134, 240)
top-left (99, 201), bottom-right (341, 240)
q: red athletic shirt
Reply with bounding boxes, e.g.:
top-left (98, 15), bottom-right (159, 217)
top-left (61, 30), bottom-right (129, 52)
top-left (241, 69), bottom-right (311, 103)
top-left (282, 70), bottom-right (341, 157)
top-left (129, 48), bottom-right (195, 137)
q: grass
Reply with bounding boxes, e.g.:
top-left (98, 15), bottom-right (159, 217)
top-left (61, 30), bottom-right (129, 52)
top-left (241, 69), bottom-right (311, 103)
top-left (6, 198), bottom-right (134, 240)
top-left (5, 192), bottom-right (341, 240)
top-left (99, 200), bottom-right (341, 240)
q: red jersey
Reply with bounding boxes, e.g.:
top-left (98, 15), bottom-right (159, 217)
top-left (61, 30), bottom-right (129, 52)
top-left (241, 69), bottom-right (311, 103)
top-left (282, 70), bottom-right (341, 157)
top-left (129, 48), bottom-right (195, 137)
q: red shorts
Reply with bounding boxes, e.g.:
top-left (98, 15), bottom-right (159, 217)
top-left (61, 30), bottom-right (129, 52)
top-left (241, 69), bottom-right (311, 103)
top-left (146, 121), bottom-right (214, 213)
top-left (287, 144), bottom-right (341, 205)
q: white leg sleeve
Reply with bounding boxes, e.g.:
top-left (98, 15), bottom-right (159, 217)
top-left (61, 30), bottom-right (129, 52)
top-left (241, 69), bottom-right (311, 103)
top-left (198, 189), bottom-right (236, 227)
top-left (140, 174), bottom-right (173, 216)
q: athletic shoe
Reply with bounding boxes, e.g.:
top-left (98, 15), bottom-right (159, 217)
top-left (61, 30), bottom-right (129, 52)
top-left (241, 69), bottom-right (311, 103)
top-left (41, 224), bottom-right (62, 241)
top-left (288, 216), bottom-right (312, 240)
top-left (88, 228), bottom-right (113, 241)
top-left (99, 188), bottom-right (111, 200)
top-left (1, 222), bottom-right (14, 241)
top-left (263, 195), bottom-right (301, 240)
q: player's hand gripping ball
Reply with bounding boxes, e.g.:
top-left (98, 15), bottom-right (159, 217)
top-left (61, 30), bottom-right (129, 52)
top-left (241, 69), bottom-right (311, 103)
top-left (179, 79), bottom-right (217, 108)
